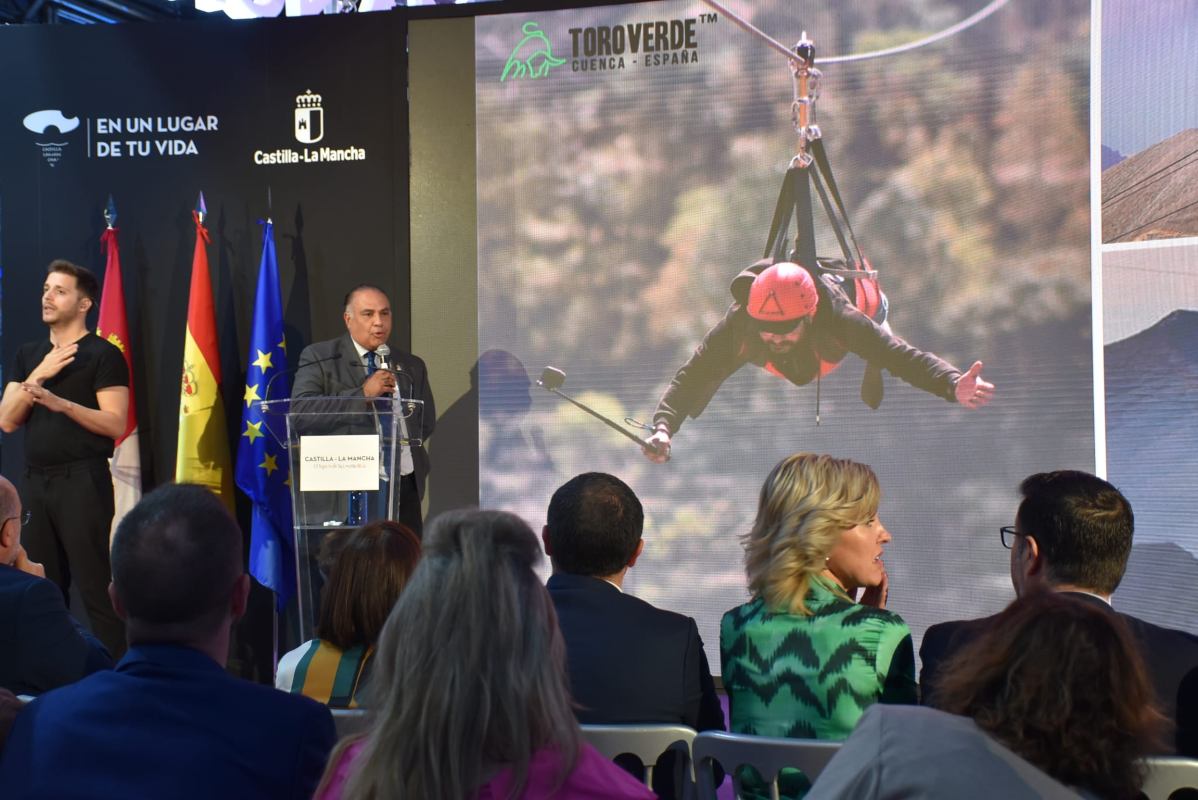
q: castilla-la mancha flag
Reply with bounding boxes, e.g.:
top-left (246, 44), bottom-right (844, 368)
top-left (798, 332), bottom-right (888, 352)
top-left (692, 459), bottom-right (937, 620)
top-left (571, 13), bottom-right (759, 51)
top-left (176, 201), bottom-right (234, 509)
top-left (96, 225), bottom-right (140, 539)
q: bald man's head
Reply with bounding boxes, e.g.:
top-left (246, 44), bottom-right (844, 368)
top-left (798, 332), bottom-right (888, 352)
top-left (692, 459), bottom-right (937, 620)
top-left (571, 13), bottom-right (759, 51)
top-left (0, 475), bottom-right (22, 566)
top-left (0, 476), bottom-right (18, 521)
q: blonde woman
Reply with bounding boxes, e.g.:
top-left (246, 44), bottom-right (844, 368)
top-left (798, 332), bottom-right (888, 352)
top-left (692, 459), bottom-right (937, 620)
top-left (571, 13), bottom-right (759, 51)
top-left (314, 509), bottom-right (653, 800)
top-left (721, 453), bottom-right (916, 798)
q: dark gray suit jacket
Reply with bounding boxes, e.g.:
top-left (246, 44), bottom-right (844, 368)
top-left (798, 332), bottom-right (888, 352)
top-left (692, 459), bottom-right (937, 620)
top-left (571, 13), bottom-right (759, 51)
top-left (292, 333), bottom-right (436, 499)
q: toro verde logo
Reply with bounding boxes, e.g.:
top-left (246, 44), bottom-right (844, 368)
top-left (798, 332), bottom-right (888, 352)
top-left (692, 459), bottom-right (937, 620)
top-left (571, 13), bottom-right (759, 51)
top-left (501, 22), bottom-right (566, 81)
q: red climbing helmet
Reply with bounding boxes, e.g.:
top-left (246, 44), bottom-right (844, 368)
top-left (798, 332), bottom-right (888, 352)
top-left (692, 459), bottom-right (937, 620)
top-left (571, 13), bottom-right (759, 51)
top-left (747, 262), bottom-right (819, 327)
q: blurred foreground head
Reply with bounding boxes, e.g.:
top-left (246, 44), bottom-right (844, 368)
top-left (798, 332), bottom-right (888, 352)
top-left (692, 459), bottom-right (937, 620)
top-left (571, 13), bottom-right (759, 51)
top-left (935, 590), bottom-right (1165, 798)
top-left (110, 484), bottom-right (247, 651)
top-left (316, 520), bottom-right (421, 650)
top-left (345, 509), bottom-right (578, 799)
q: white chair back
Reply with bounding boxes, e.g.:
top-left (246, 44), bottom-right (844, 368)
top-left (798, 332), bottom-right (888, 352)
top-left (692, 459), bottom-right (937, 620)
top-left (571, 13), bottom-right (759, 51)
top-left (692, 730), bottom-right (841, 800)
top-left (1140, 756), bottom-right (1198, 800)
top-left (579, 724), bottom-right (698, 789)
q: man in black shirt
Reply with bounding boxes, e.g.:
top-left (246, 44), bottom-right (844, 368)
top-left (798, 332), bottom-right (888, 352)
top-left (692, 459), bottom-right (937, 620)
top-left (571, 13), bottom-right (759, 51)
top-left (0, 260), bottom-right (129, 657)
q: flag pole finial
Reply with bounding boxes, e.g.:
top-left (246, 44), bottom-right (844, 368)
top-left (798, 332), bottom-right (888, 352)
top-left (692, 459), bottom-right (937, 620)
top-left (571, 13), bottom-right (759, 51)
top-left (104, 195), bottom-right (117, 229)
top-left (195, 191), bottom-right (207, 225)
top-left (266, 186), bottom-right (273, 226)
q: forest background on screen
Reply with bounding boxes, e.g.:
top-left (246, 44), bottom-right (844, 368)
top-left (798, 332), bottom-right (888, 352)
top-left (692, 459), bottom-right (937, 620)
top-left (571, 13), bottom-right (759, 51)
top-left (474, 0), bottom-right (1097, 658)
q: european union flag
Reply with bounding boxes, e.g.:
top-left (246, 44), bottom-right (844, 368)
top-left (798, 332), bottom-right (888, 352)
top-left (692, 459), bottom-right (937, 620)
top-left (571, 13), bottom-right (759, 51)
top-left (235, 219), bottom-right (294, 609)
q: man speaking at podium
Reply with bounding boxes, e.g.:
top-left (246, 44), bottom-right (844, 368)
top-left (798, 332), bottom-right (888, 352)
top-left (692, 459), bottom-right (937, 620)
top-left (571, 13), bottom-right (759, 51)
top-left (292, 284), bottom-right (435, 536)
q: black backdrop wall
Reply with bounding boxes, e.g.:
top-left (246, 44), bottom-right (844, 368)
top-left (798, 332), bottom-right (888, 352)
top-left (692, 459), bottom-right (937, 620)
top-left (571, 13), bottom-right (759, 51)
top-left (1, 13), bottom-right (411, 485)
top-left (0, 13), bottom-right (411, 677)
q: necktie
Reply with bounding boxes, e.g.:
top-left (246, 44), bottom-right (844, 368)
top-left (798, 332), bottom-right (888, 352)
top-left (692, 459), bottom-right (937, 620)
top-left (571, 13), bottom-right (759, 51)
top-left (366, 351), bottom-right (377, 376)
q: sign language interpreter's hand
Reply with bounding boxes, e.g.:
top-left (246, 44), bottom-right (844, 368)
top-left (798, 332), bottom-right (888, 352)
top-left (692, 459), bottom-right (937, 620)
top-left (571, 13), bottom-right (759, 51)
top-left (21, 384), bottom-right (72, 414)
top-left (27, 342), bottom-right (78, 385)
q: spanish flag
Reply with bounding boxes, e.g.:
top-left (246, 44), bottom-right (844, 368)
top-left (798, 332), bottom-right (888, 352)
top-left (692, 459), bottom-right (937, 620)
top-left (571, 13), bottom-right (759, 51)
top-left (176, 196), bottom-right (233, 509)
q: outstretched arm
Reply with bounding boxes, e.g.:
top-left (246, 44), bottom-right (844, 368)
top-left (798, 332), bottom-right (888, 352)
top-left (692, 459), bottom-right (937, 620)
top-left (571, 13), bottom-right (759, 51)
top-left (644, 310), bottom-right (746, 462)
top-left (839, 311), bottom-right (995, 407)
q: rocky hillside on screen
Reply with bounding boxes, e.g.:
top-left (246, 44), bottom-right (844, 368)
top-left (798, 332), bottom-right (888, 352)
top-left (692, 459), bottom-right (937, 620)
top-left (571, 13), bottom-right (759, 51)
top-left (1103, 129), bottom-right (1198, 242)
top-left (1106, 309), bottom-right (1198, 566)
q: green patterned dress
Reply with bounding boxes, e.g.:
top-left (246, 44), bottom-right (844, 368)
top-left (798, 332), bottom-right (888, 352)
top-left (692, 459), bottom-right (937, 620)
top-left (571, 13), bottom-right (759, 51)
top-left (720, 576), bottom-right (917, 798)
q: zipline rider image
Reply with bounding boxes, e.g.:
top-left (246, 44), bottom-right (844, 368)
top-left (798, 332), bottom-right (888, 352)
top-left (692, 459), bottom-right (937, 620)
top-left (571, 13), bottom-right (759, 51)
top-left (643, 260), bottom-right (995, 463)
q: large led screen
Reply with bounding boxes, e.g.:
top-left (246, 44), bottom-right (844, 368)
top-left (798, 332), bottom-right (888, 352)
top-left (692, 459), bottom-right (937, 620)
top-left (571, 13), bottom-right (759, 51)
top-left (473, 0), bottom-right (1093, 658)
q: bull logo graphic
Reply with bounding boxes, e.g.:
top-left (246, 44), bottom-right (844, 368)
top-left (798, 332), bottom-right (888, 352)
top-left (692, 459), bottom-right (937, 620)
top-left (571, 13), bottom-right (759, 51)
top-left (501, 22), bottom-right (565, 82)
top-left (294, 90), bottom-right (324, 144)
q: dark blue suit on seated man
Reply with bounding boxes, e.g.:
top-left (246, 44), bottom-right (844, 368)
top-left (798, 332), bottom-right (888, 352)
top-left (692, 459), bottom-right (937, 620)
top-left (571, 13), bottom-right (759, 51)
top-left (543, 472), bottom-right (725, 798)
top-left (0, 484), bottom-right (337, 799)
top-left (920, 470), bottom-right (1198, 757)
top-left (0, 473), bottom-right (111, 697)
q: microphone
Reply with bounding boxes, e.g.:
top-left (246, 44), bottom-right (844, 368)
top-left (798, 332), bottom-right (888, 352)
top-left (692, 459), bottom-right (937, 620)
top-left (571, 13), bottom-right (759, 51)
top-left (373, 344), bottom-right (414, 399)
top-left (375, 345), bottom-right (397, 398)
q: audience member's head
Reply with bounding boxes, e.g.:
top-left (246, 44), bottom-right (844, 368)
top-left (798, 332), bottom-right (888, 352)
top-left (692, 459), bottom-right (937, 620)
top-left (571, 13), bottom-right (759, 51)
top-left (0, 476), bottom-right (27, 569)
top-left (1010, 470), bottom-right (1133, 597)
top-left (315, 529), bottom-right (350, 578)
top-left (316, 521), bottom-right (421, 651)
top-left (109, 484), bottom-right (248, 659)
top-left (544, 472), bottom-right (644, 579)
top-left (934, 590), bottom-right (1165, 799)
top-left (338, 509), bottom-right (578, 799)
top-left (743, 453), bottom-right (880, 614)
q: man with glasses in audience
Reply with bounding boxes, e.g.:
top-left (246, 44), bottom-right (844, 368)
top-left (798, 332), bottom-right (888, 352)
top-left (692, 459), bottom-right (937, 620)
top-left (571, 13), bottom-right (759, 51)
top-left (0, 474), bottom-right (111, 697)
top-left (643, 260), bottom-right (993, 462)
top-left (920, 470), bottom-right (1198, 756)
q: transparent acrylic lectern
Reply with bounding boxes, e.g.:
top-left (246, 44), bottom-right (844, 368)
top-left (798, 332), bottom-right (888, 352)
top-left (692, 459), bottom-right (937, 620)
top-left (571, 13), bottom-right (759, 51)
top-left (258, 394), bottom-right (425, 641)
